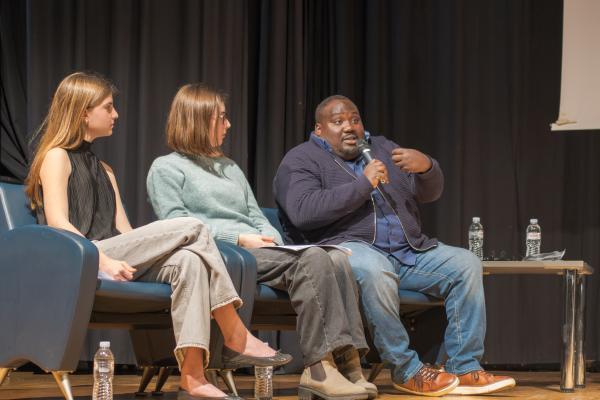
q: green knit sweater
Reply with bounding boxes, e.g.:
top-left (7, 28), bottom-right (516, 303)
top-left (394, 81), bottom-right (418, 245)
top-left (147, 152), bottom-right (283, 245)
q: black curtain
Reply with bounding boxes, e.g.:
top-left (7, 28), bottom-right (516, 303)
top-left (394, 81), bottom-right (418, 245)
top-left (0, 0), bottom-right (29, 182)
top-left (2, 0), bottom-right (600, 366)
top-left (26, 0), bottom-right (251, 224)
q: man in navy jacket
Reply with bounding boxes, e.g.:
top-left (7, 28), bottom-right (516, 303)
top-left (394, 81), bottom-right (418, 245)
top-left (274, 95), bottom-right (515, 397)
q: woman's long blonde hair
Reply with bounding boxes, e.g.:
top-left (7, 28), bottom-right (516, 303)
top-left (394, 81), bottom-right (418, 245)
top-left (25, 72), bottom-right (116, 208)
top-left (166, 83), bottom-right (225, 158)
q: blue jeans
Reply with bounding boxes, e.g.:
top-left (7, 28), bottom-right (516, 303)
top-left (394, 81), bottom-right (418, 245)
top-left (341, 241), bottom-right (485, 383)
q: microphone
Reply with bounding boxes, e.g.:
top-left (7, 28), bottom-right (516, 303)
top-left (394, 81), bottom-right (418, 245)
top-left (357, 138), bottom-right (387, 184)
top-left (357, 139), bottom-right (374, 163)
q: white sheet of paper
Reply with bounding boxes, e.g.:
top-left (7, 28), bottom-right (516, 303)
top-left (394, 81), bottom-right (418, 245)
top-left (276, 244), bottom-right (352, 255)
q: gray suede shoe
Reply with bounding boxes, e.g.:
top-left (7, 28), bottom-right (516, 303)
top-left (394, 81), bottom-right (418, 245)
top-left (298, 354), bottom-right (369, 400)
top-left (335, 349), bottom-right (378, 399)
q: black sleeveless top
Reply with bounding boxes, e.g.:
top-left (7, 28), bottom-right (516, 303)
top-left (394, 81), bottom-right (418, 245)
top-left (36, 141), bottom-right (121, 241)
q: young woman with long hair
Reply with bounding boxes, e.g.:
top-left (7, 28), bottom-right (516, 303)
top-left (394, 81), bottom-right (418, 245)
top-left (26, 72), bottom-right (290, 399)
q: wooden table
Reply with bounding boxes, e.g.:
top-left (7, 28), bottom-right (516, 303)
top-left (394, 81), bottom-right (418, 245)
top-left (482, 260), bottom-right (593, 392)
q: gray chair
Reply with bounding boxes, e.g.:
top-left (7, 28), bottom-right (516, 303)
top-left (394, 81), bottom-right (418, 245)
top-left (0, 182), bottom-right (257, 399)
top-left (259, 207), bottom-right (445, 380)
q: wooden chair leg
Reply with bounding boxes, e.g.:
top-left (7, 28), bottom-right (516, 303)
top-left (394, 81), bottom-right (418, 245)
top-left (51, 371), bottom-right (74, 400)
top-left (0, 368), bottom-right (10, 386)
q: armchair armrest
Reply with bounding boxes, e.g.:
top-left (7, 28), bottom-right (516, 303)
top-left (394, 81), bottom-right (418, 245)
top-left (215, 240), bottom-right (257, 327)
top-left (0, 225), bottom-right (98, 371)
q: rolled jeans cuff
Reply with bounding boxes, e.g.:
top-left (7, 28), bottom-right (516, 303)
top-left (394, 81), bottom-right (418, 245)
top-left (445, 360), bottom-right (483, 376)
top-left (396, 360), bottom-right (424, 384)
top-left (210, 295), bottom-right (243, 314)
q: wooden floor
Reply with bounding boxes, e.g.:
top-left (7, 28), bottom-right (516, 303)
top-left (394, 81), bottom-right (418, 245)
top-left (1, 369), bottom-right (599, 399)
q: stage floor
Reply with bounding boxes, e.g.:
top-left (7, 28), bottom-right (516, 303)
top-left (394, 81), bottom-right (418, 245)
top-left (1, 369), bottom-right (598, 399)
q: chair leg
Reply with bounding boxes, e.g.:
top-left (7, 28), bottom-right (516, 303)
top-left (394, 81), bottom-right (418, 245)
top-left (205, 369), bottom-right (219, 386)
top-left (367, 363), bottom-right (384, 382)
top-left (0, 368), bottom-right (10, 386)
top-left (218, 369), bottom-right (238, 396)
top-left (152, 367), bottom-right (172, 395)
top-left (135, 366), bottom-right (157, 396)
top-left (51, 371), bottom-right (74, 400)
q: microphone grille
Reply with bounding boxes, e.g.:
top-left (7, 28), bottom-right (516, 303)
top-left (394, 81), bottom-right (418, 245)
top-left (357, 138), bottom-right (370, 152)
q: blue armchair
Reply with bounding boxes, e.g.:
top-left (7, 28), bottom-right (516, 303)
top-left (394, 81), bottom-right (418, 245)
top-left (0, 182), bottom-right (257, 399)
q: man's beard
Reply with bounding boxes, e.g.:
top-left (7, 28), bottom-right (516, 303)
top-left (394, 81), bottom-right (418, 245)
top-left (337, 145), bottom-right (360, 160)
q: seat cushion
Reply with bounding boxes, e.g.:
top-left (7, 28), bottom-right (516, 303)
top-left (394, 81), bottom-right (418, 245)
top-left (93, 279), bottom-right (172, 313)
top-left (253, 285), bottom-right (442, 317)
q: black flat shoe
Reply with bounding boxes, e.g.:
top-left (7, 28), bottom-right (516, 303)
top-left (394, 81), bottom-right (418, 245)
top-left (222, 346), bottom-right (293, 368)
top-left (177, 388), bottom-right (244, 400)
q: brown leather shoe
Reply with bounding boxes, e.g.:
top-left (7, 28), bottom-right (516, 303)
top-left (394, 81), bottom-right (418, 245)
top-left (451, 370), bottom-right (516, 395)
top-left (392, 365), bottom-right (459, 397)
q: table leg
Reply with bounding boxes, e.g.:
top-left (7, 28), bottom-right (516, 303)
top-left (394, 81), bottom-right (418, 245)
top-left (575, 274), bottom-right (586, 388)
top-left (561, 270), bottom-right (576, 392)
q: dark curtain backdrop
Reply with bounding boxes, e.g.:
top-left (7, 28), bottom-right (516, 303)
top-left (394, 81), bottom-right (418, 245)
top-left (0, 0), bottom-right (28, 182)
top-left (2, 0), bottom-right (600, 366)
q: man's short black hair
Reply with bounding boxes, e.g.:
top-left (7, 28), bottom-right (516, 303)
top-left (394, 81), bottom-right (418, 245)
top-left (314, 95), bottom-right (357, 124)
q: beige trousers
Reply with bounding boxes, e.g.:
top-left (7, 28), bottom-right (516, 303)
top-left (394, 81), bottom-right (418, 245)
top-left (95, 217), bottom-right (242, 368)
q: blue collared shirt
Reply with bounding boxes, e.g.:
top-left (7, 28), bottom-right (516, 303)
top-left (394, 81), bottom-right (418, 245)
top-left (311, 132), bottom-right (417, 265)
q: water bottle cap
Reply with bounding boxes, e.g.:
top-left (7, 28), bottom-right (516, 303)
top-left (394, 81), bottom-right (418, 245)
top-left (99, 341), bottom-right (110, 348)
top-left (472, 217), bottom-right (480, 223)
top-left (530, 218), bottom-right (538, 224)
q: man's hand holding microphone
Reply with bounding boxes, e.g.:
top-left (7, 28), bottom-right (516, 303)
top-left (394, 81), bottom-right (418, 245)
top-left (358, 139), bottom-right (432, 188)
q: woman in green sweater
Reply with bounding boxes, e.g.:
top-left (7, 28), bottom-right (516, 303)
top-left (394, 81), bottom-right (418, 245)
top-left (147, 84), bottom-right (377, 400)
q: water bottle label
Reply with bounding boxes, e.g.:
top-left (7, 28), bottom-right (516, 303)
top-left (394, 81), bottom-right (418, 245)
top-left (98, 367), bottom-right (110, 373)
top-left (527, 232), bottom-right (541, 240)
top-left (469, 231), bottom-right (484, 239)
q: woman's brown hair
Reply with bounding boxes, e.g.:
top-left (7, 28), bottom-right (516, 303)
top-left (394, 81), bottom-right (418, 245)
top-left (25, 72), bottom-right (116, 208)
top-left (166, 83), bottom-right (225, 158)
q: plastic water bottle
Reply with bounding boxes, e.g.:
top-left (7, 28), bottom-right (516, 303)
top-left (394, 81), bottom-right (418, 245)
top-left (526, 218), bottom-right (542, 257)
top-left (468, 217), bottom-right (484, 260)
top-left (92, 341), bottom-right (114, 400)
top-left (254, 366), bottom-right (273, 400)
